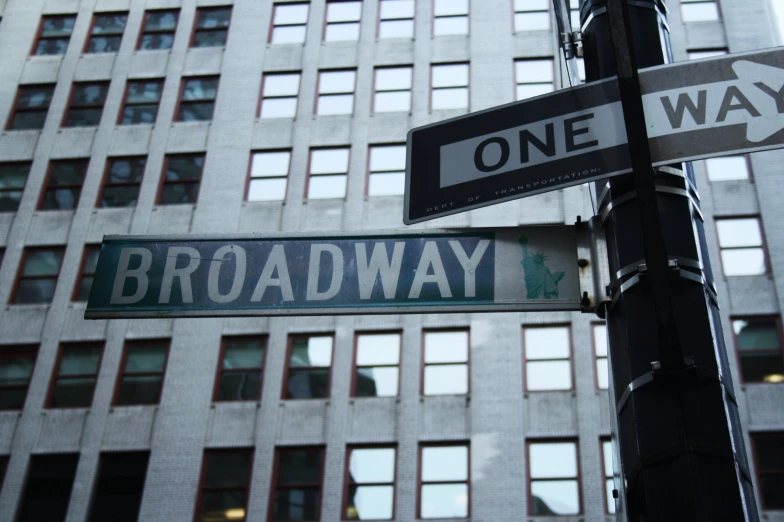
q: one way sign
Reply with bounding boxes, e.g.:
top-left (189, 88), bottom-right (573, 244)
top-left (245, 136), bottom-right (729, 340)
top-left (405, 47), bottom-right (784, 224)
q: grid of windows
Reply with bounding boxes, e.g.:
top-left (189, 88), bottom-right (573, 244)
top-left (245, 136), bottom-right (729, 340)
top-left (85, 13), bottom-right (127, 53)
top-left (0, 162), bottom-right (31, 212)
top-left (705, 156), bottom-right (750, 181)
top-left (119, 79), bottom-right (164, 125)
top-left (528, 440), bottom-right (581, 515)
top-left (259, 72), bottom-right (301, 118)
top-left (47, 343), bottom-right (103, 408)
top-left (514, 0), bottom-right (549, 31)
top-left (63, 82), bottom-right (110, 127)
top-left (215, 336), bottom-right (266, 401)
top-left (379, 0), bottom-right (414, 39)
top-left (285, 334), bottom-right (333, 399)
top-left (593, 323), bottom-right (609, 390)
top-left (325, 1), bottom-right (362, 41)
top-left (515, 59), bottom-right (554, 100)
top-left (40, 160), bottom-right (88, 211)
top-left (419, 444), bottom-right (469, 518)
top-left (88, 452), bottom-right (150, 522)
top-left (368, 144), bottom-right (406, 196)
top-left (344, 446), bottom-right (397, 520)
top-left (177, 77), bottom-right (219, 121)
top-left (423, 330), bottom-right (469, 395)
top-left (12, 247), bottom-right (65, 304)
top-left (433, 0), bottom-right (469, 36)
top-left (98, 157), bottom-right (145, 208)
top-left (732, 317), bottom-right (784, 384)
top-left (192, 7), bottom-right (232, 47)
top-left (681, 0), bottom-right (720, 22)
top-left (308, 147), bottom-right (350, 199)
top-left (196, 449), bottom-right (253, 522)
top-left (317, 69), bottom-right (356, 115)
top-left (353, 332), bottom-right (401, 397)
top-left (7, 84), bottom-right (55, 130)
top-left (33, 15), bottom-right (76, 56)
top-left (73, 245), bottom-right (100, 302)
top-left (374, 66), bottom-right (412, 113)
top-left (270, 3), bottom-right (309, 44)
top-left (159, 154), bottom-right (204, 205)
top-left (138, 10), bottom-right (179, 50)
top-left (524, 326), bottom-right (572, 391)
top-left (0, 345), bottom-right (38, 410)
top-left (431, 63), bottom-right (469, 110)
top-left (248, 150), bottom-right (290, 201)
top-left (601, 439), bottom-right (616, 514)
top-left (114, 340), bottom-right (169, 406)
top-left (752, 432), bottom-right (784, 510)
top-left (16, 454), bottom-right (79, 522)
top-left (716, 217), bottom-right (767, 276)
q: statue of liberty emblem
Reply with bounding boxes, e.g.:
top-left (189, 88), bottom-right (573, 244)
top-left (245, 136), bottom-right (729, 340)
top-left (519, 236), bottom-right (565, 299)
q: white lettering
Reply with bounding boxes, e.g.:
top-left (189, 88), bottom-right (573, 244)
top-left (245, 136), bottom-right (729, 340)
top-left (306, 244), bottom-right (344, 301)
top-left (251, 245), bottom-right (294, 301)
top-left (355, 242), bottom-right (405, 299)
top-left (408, 241), bottom-right (452, 299)
top-left (159, 247), bottom-right (200, 304)
top-left (208, 245), bottom-right (246, 303)
top-left (110, 248), bottom-right (152, 304)
top-left (448, 239), bottom-right (490, 297)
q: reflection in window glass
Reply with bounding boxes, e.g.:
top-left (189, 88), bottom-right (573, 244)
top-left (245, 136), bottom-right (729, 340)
top-left (346, 447), bottom-right (396, 520)
top-left (138, 10), bottom-right (179, 50)
top-left (433, 0), bottom-right (469, 35)
top-left (308, 147), bottom-right (349, 199)
top-left (431, 63), bottom-right (469, 110)
top-left (528, 440), bottom-right (581, 515)
top-left (286, 335), bottom-right (333, 399)
top-left (216, 336), bottom-right (265, 401)
top-left (379, 0), bottom-right (414, 38)
top-left (260, 72), bottom-right (301, 118)
top-left (64, 83), bottom-right (110, 127)
top-left (274, 447), bottom-right (324, 520)
top-left (0, 163), bottom-right (32, 212)
top-left (705, 156), bottom-right (749, 181)
top-left (514, 0), bottom-right (549, 31)
top-left (368, 145), bottom-right (406, 196)
top-left (420, 445), bottom-right (469, 518)
top-left (325, 1), bottom-right (362, 41)
top-left (115, 341), bottom-right (169, 406)
top-left (14, 248), bottom-right (64, 304)
top-left (374, 67), bottom-right (413, 113)
top-left (121, 80), bottom-right (163, 125)
top-left (49, 343), bottom-right (103, 408)
top-left (716, 217), bottom-right (766, 276)
top-left (86, 13), bottom-right (128, 53)
top-left (249, 151), bottom-right (290, 201)
top-left (593, 324), bottom-right (609, 389)
top-left (271, 3), bottom-right (309, 44)
top-left (40, 160), bottom-right (88, 211)
top-left (160, 154), bottom-right (204, 205)
top-left (34, 15), bottom-right (76, 56)
top-left (192, 7), bottom-right (232, 47)
top-left (0, 345), bottom-right (38, 410)
top-left (177, 77), bottom-right (219, 121)
top-left (515, 59), bottom-right (554, 100)
top-left (8, 84), bottom-right (56, 130)
top-left (732, 318), bottom-right (784, 383)
top-left (99, 157), bottom-right (145, 208)
top-left (354, 333), bottom-right (400, 397)
top-left (681, 0), bottom-right (720, 22)
top-left (317, 70), bottom-right (356, 115)
top-left (524, 326), bottom-right (572, 391)
top-left (196, 450), bottom-right (252, 522)
top-left (423, 330), bottom-right (468, 395)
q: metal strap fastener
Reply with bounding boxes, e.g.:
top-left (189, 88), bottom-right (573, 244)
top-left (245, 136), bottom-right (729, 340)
top-left (581, 0), bottom-right (669, 33)
top-left (598, 183), bottom-right (703, 225)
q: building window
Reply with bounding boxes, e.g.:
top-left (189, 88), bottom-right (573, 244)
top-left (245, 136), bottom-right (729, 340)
top-left (379, 0), bottom-right (414, 38)
top-left (16, 454), bottom-right (79, 522)
top-left (353, 332), bottom-right (401, 397)
top-left (752, 432), bottom-right (784, 510)
top-left (368, 145), bottom-right (406, 196)
top-left (259, 72), bottom-right (301, 119)
top-left (307, 147), bottom-right (349, 199)
top-left (196, 449), bottom-right (253, 522)
top-left (47, 343), bottom-right (103, 408)
top-left (6, 84), bottom-right (55, 130)
top-left (0, 345), bottom-right (38, 410)
top-left (528, 440), bottom-right (581, 515)
top-left (248, 150), bottom-right (289, 201)
top-left (705, 155), bottom-right (749, 181)
top-left (419, 444), bottom-right (469, 519)
top-left (158, 154), bottom-right (204, 205)
top-left (515, 59), bottom-right (554, 100)
top-left (514, 0), bottom-right (550, 31)
top-left (177, 77), bottom-right (219, 121)
top-left (433, 0), bottom-right (468, 35)
top-left (344, 446), bottom-right (397, 520)
top-left (63, 82), bottom-right (110, 127)
top-left (732, 317), bottom-right (784, 383)
top-left (524, 326), bottom-right (572, 391)
top-left (191, 7), bottom-right (232, 47)
top-left (72, 245), bottom-right (100, 302)
top-left (12, 247), bottom-right (65, 304)
top-left (0, 162), bottom-right (32, 212)
top-left (681, 0), bottom-right (720, 22)
top-left (98, 157), bottom-right (145, 208)
top-left (138, 10), bottom-right (179, 50)
top-left (423, 330), bottom-right (469, 395)
top-left (119, 79), bottom-right (164, 125)
top-left (575, 57), bottom-right (586, 82)
top-left (285, 334), bottom-right (333, 399)
top-left (688, 48), bottom-right (727, 60)
top-left (317, 69), bottom-right (356, 115)
top-left (270, 3), bottom-right (309, 44)
top-left (215, 336), bottom-right (266, 401)
top-left (271, 447), bottom-right (324, 521)
top-left (601, 439), bottom-right (616, 514)
top-left (33, 15), bottom-right (76, 56)
top-left (40, 160), bottom-right (88, 211)
top-left (716, 217), bottom-right (767, 276)
top-left (431, 63), bottom-right (469, 110)
top-left (85, 13), bottom-right (128, 53)
top-left (88, 452), bottom-right (150, 522)
top-left (114, 340), bottom-right (169, 406)
top-left (570, 0), bottom-right (580, 29)
top-left (374, 66), bottom-right (412, 113)
top-left (593, 323), bottom-right (609, 390)
top-left (325, 1), bottom-right (362, 41)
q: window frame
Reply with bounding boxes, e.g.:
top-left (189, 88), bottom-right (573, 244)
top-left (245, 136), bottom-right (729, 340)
top-left (5, 83), bottom-right (56, 131)
top-left (513, 58), bottom-right (555, 101)
top-left (314, 68), bottom-right (357, 116)
top-left (281, 333), bottom-right (335, 400)
top-left (365, 142), bottom-right (406, 197)
top-left (156, 153), bottom-right (205, 206)
top-left (96, 156), bottom-right (146, 208)
top-left (71, 244), bottom-right (101, 302)
top-left (705, 153), bottom-right (753, 182)
top-left (421, 328), bottom-right (471, 396)
top-left (305, 146), bottom-right (351, 200)
top-left (268, 446), bottom-right (326, 522)
top-left (174, 75), bottom-right (220, 122)
top-left (417, 441), bottom-right (471, 519)
top-left (322, 0), bottom-right (362, 42)
top-left (592, 322), bottom-right (609, 391)
top-left (600, 437), bottom-right (616, 515)
top-left (526, 438), bottom-right (583, 516)
top-left (522, 324), bottom-right (575, 393)
top-left (37, 159), bottom-right (89, 211)
top-left (372, 65), bottom-right (413, 114)
top-left (377, 0), bottom-right (415, 39)
top-left (30, 14), bottom-right (77, 56)
top-left (212, 335), bottom-right (268, 402)
top-left (429, 62), bottom-right (470, 111)
top-left (680, 0), bottom-right (722, 22)
top-left (112, 339), bottom-right (170, 406)
top-left (189, 6), bottom-right (233, 48)
top-left (0, 161), bottom-right (32, 212)
top-left (351, 330), bottom-right (403, 397)
top-left (257, 71), bottom-right (301, 119)
top-left (268, 2), bottom-right (310, 44)
top-left (513, 0), bottom-right (550, 32)
top-left (61, 81), bottom-right (110, 128)
top-left (750, 431), bottom-right (784, 511)
top-left (246, 149), bottom-right (291, 202)
top-left (730, 315), bottom-right (784, 384)
top-left (194, 448), bottom-right (254, 522)
top-left (715, 215), bottom-right (770, 276)
top-left (0, 344), bottom-right (39, 411)
top-left (10, 246), bottom-right (65, 305)
top-left (117, 78), bottom-right (165, 125)
top-left (83, 11), bottom-right (128, 54)
top-left (136, 9), bottom-right (180, 50)
top-left (431, 0), bottom-right (469, 36)
top-left (343, 444), bottom-right (398, 520)
top-left (45, 342), bottom-right (104, 409)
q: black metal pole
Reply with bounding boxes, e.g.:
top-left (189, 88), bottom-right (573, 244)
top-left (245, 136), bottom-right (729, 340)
top-left (579, 0), bottom-right (760, 520)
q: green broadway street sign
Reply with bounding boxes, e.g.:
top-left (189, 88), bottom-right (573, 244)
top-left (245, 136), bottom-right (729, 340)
top-left (85, 224), bottom-right (607, 318)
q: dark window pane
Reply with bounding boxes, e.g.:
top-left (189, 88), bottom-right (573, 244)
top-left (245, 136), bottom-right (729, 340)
top-left (126, 345), bottom-right (166, 372)
top-left (140, 33), bottom-right (174, 50)
top-left (41, 187), bottom-right (82, 210)
top-left (116, 375), bottom-right (163, 405)
top-left (100, 185), bottom-right (140, 207)
top-left (84, 249), bottom-right (100, 273)
top-left (160, 182), bottom-right (199, 205)
top-left (87, 35), bottom-right (122, 53)
top-left (193, 30), bottom-right (228, 47)
top-left (218, 371), bottom-right (262, 400)
top-left (18, 86), bottom-right (54, 109)
top-left (177, 102), bottom-right (215, 121)
top-left (0, 357), bottom-right (34, 386)
top-left (740, 352), bottom-right (784, 382)
top-left (224, 340), bottom-right (264, 368)
top-left (75, 275), bottom-right (94, 302)
top-left (0, 164), bottom-right (31, 188)
top-left (23, 250), bottom-right (63, 276)
top-left (183, 79), bottom-right (218, 100)
top-left (147, 11), bottom-right (178, 31)
top-left (15, 279), bottom-right (57, 304)
top-left (73, 84), bottom-right (109, 105)
top-left (50, 163), bottom-right (86, 185)
top-left (756, 438), bottom-right (784, 471)
top-left (201, 490), bottom-right (247, 521)
top-left (287, 368), bottom-right (329, 399)
top-left (736, 321), bottom-right (781, 351)
top-left (35, 38), bottom-right (69, 56)
top-left (107, 158), bottom-right (145, 183)
top-left (42, 17), bottom-right (76, 37)
top-left (127, 82), bottom-right (162, 103)
top-left (278, 450), bottom-right (322, 485)
top-left (59, 346), bottom-right (101, 375)
top-left (166, 156), bottom-right (203, 180)
top-left (0, 387), bottom-right (28, 410)
top-left (274, 488), bottom-right (320, 521)
top-left (11, 111), bottom-right (47, 130)
top-left (93, 14), bottom-right (127, 34)
top-left (49, 377), bottom-right (97, 407)
top-left (204, 452), bottom-right (250, 487)
top-left (64, 107), bottom-right (103, 127)
top-left (197, 9), bottom-right (231, 29)
top-left (88, 452), bottom-right (149, 522)
top-left (16, 454), bottom-right (79, 522)
top-left (0, 191), bottom-right (23, 212)
top-left (121, 105), bottom-right (158, 124)
top-left (761, 474), bottom-right (784, 509)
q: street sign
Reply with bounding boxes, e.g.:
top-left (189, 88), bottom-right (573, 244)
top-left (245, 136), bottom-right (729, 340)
top-left (405, 46), bottom-right (784, 224)
top-left (84, 224), bottom-right (606, 318)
